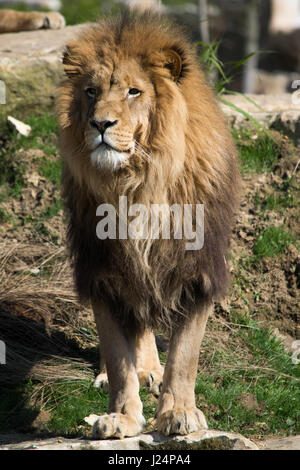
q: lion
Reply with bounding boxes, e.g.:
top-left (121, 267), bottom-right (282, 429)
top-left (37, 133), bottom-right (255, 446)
top-left (0, 9), bottom-right (65, 33)
top-left (56, 11), bottom-right (240, 438)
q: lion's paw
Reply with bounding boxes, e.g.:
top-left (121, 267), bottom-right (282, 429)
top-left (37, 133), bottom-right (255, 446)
top-left (137, 367), bottom-right (164, 397)
top-left (156, 407), bottom-right (208, 436)
top-left (92, 413), bottom-right (145, 439)
top-left (93, 372), bottom-right (109, 393)
top-left (44, 12), bottom-right (66, 30)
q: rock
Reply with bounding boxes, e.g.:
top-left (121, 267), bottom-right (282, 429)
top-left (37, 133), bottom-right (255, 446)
top-left (0, 25), bottom-right (86, 123)
top-left (254, 71), bottom-right (299, 95)
top-left (138, 430), bottom-right (259, 451)
top-left (0, 430), bottom-right (259, 450)
top-left (220, 93), bottom-right (300, 144)
top-left (259, 435), bottom-right (300, 450)
top-left (7, 115), bottom-right (31, 136)
top-left (29, 268), bottom-right (40, 275)
top-left (272, 328), bottom-right (295, 353)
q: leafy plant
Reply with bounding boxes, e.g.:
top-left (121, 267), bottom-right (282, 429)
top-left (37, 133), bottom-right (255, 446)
top-left (199, 41), bottom-right (269, 135)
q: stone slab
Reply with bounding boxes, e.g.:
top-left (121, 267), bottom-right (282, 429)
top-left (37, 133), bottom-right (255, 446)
top-left (259, 435), bottom-right (300, 451)
top-left (0, 25), bottom-right (86, 121)
top-left (0, 429), bottom-right (259, 450)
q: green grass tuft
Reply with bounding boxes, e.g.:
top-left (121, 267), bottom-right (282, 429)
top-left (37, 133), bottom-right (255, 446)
top-left (233, 130), bottom-right (280, 175)
top-left (45, 381), bottom-right (108, 436)
top-left (39, 159), bottom-right (62, 186)
top-left (253, 226), bottom-right (295, 259)
top-left (196, 314), bottom-right (300, 436)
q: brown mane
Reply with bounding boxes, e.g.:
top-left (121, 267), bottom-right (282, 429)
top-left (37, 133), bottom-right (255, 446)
top-left (57, 11), bottom-right (240, 333)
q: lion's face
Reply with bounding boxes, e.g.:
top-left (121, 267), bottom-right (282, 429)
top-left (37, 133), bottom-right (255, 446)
top-left (58, 27), bottom-right (187, 177)
top-left (82, 58), bottom-right (155, 171)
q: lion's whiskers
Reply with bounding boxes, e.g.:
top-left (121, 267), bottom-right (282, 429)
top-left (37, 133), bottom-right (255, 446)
top-left (134, 140), bottom-right (159, 170)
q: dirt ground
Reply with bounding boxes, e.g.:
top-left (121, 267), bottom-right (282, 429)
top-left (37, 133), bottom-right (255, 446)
top-left (227, 136), bottom-right (299, 337)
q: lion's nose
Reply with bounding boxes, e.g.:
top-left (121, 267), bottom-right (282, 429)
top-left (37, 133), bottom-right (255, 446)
top-left (90, 119), bottom-right (118, 134)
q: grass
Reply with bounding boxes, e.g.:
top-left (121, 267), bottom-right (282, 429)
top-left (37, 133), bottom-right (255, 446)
top-left (0, 149), bottom-right (26, 199)
top-left (255, 192), bottom-right (297, 211)
top-left (0, 113), bottom-right (62, 246)
top-left (44, 381), bottom-right (108, 436)
top-left (0, 0), bottom-right (117, 25)
top-left (61, 0), bottom-right (104, 25)
top-left (5, 112), bottom-right (58, 156)
top-left (196, 314), bottom-right (300, 436)
top-left (1, 315), bottom-right (298, 438)
top-left (17, 113), bottom-right (58, 156)
top-left (233, 129), bottom-right (280, 175)
top-left (38, 159), bottom-right (62, 186)
top-left (253, 226), bottom-right (296, 259)
top-left (41, 199), bottom-right (63, 220)
top-left (0, 208), bottom-right (12, 223)
top-left (0, 113), bottom-right (59, 200)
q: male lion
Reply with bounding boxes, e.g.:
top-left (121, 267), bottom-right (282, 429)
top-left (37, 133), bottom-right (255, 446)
top-left (0, 9), bottom-right (65, 33)
top-left (57, 12), bottom-right (240, 438)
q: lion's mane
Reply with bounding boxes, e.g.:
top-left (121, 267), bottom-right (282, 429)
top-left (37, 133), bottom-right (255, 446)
top-left (57, 11), bottom-right (240, 332)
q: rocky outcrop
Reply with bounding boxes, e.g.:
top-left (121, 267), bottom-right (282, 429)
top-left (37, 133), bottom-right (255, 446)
top-left (259, 435), bottom-right (300, 451)
top-left (220, 93), bottom-right (300, 144)
top-left (0, 430), bottom-right (259, 450)
top-left (0, 25), bottom-right (85, 122)
top-left (1, 430), bottom-right (299, 450)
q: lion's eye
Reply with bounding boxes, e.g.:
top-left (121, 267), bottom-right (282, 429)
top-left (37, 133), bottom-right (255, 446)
top-left (85, 88), bottom-right (96, 99)
top-left (127, 88), bottom-right (141, 98)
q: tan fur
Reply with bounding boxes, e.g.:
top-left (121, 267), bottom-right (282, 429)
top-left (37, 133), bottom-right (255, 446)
top-left (0, 9), bottom-right (65, 33)
top-left (57, 11), bottom-right (241, 437)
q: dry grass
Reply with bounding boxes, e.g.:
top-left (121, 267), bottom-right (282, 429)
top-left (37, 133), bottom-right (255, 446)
top-left (0, 241), bottom-right (96, 386)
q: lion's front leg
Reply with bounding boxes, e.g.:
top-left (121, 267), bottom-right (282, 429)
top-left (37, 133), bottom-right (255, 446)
top-left (135, 329), bottom-right (164, 397)
top-left (156, 303), bottom-right (212, 435)
top-left (92, 301), bottom-right (145, 439)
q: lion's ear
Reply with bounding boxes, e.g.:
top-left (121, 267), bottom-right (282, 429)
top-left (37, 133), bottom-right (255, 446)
top-left (62, 44), bottom-right (82, 78)
top-left (163, 49), bottom-right (182, 82)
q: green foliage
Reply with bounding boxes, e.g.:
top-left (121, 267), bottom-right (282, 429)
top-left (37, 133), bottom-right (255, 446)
top-left (3, 113), bottom-right (58, 157)
top-left (39, 159), bottom-right (62, 186)
top-left (45, 381), bottom-right (108, 435)
top-left (21, 113), bottom-right (58, 155)
top-left (0, 149), bottom-right (26, 199)
top-left (253, 226), bottom-right (296, 259)
top-left (60, 0), bottom-right (103, 25)
top-left (0, 113), bottom-right (59, 201)
top-left (233, 129), bottom-right (280, 175)
top-left (196, 315), bottom-right (300, 436)
top-left (199, 41), bottom-right (255, 96)
top-left (41, 199), bottom-right (62, 220)
top-left (255, 192), bottom-right (297, 211)
top-left (0, 208), bottom-right (11, 223)
top-left (0, 2), bottom-right (33, 12)
top-left (199, 41), bottom-right (269, 135)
